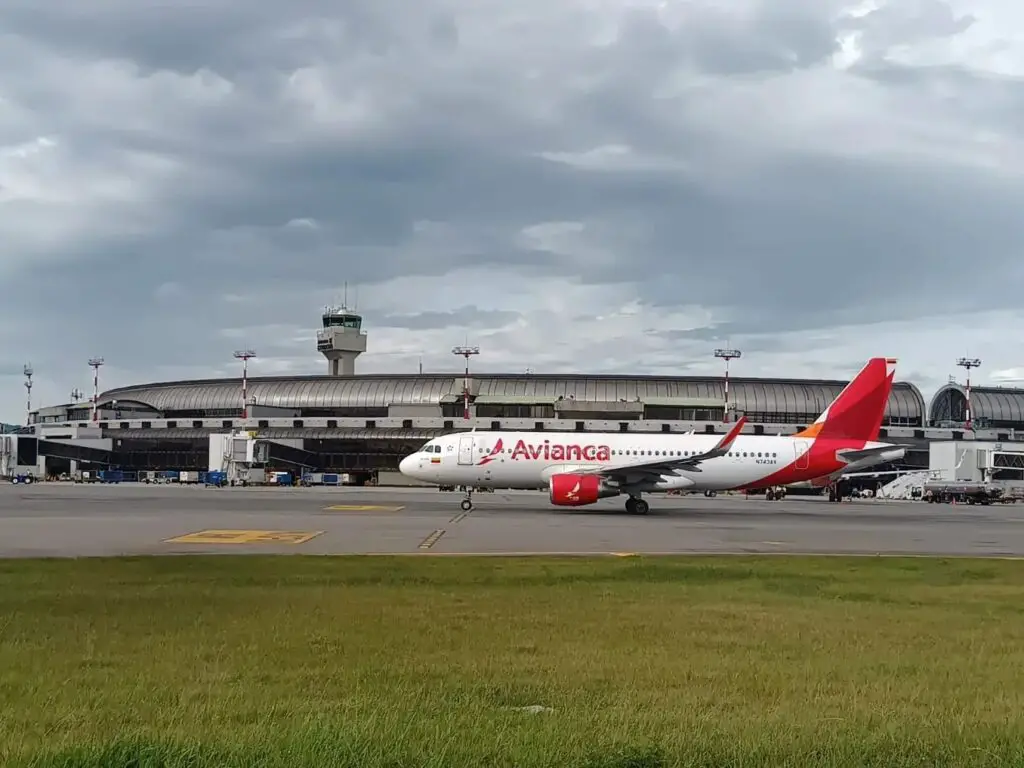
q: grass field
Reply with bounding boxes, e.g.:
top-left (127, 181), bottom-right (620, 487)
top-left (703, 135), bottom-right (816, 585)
top-left (4, 554), bottom-right (1024, 767)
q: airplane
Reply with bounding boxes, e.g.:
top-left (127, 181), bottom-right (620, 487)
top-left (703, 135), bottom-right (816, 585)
top-left (398, 357), bottom-right (910, 514)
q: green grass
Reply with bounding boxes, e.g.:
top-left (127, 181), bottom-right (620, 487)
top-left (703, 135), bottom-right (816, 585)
top-left (4, 554), bottom-right (1024, 767)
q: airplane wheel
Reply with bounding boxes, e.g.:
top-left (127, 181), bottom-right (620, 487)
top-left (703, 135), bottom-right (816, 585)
top-left (625, 497), bottom-right (636, 514)
top-left (460, 499), bottom-right (472, 511)
top-left (634, 499), bottom-right (649, 515)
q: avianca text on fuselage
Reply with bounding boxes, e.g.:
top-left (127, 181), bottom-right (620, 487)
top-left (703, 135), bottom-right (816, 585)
top-left (398, 356), bottom-right (908, 514)
top-left (480, 438), bottom-right (612, 464)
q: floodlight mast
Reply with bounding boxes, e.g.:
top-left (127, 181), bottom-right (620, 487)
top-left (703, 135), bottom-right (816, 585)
top-left (451, 345), bottom-right (480, 420)
top-left (956, 357), bottom-right (981, 431)
top-left (233, 350), bottom-right (256, 419)
top-left (23, 364), bottom-right (33, 426)
top-left (88, 358), bottom-right (104, 422)
top-left (714, 348), bottom-right (742, 423)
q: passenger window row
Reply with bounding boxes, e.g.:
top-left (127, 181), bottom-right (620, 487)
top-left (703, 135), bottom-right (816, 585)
top-left (480, 447), bottom-right (778, 458)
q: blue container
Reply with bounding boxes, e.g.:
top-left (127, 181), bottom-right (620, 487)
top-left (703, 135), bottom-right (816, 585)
top-left (205, 470), bottom-right (227, 487)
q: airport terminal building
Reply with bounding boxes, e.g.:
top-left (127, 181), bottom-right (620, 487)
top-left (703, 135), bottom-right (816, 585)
top-left (14, 307), bottom-right (1024, 482)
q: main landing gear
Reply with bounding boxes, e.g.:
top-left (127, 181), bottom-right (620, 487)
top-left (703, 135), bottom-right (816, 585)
top-left (625, 496), bottom-right (649, 515)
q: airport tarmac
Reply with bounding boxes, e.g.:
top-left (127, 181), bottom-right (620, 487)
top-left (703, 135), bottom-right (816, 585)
top-left (2, 483), bottom-right (1024, 559)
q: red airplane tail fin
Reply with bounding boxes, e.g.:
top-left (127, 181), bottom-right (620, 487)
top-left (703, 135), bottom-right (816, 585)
top-left (793, 357), bottom-right (897, 443)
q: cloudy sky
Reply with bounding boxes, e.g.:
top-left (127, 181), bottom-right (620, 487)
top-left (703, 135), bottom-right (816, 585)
top-left (2, 0), bottom-right (1023, 422)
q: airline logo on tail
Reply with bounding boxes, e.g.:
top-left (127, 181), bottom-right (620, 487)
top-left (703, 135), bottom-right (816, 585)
top-left (793, 357), bottom-right (897, 443)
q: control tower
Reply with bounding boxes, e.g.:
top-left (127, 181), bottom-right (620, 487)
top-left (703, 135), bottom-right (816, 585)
top-left (317, 304), bottom-right (367, 376)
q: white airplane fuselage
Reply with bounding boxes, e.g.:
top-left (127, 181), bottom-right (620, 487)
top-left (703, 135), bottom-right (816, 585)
top-left (399, 430), bottom-right (903, 493)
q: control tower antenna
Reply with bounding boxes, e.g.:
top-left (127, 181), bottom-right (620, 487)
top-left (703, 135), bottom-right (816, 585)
top-left (88, 358), bottom-right (104, 422)
top-left (341, 280), bottom-right (359, 312)
top-left (233, 350), bottom-right (256, 419)
top-left (70, 388), bottom-right (83, 404)
top-left (452, 344), bottom-right (480, 420)
top-left (956, 356), bottom-right (981, 431)
top-left (318, 291), bottom-right (367, 376)
top-left (23, 364), bottom-right (33, 426)
top-left (714, 347), bottom-right (742, 423)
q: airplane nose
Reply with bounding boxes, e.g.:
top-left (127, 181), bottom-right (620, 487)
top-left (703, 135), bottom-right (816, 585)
top-left (399, 454), bottom-right (417, 476)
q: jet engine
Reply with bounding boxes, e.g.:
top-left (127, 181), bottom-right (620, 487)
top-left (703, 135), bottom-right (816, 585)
top-left (548, 473), bottom-right (619, 506)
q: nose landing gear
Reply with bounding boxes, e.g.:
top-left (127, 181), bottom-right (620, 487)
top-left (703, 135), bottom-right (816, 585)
top-left (460, 487), bottom-right (473, 511)
top-left (625, 496), bottom-right (649, 514)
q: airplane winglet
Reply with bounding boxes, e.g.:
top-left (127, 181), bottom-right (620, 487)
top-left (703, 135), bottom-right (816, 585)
top-left (677, 415), bottom-right (747, 467)
top-left (715, 416), bottom-right (747, 453)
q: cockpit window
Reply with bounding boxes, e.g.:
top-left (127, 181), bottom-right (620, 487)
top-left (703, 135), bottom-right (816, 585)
top-left (418, 443), bottom-right (433, 453)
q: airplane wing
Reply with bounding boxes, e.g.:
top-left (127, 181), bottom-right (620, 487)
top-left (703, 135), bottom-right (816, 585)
top-left (578, 417), bottom-right (748, 482)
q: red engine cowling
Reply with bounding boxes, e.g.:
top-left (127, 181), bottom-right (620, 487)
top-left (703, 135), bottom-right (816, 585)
top-left (548, 473), bottom-right (617, 506)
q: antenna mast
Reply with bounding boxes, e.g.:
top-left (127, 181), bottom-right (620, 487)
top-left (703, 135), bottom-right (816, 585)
top-left (714, 348), bottom-right (742, 423)
top-left (23, 364), bottom-right (33, 426)
top-left (956, 357), bottom-right (981, 431)
top-left (451, 344), bottom-right (480, 420)
top-left (88, 358), bottom-right (104, 422)
top-left (233, 350), bottom-right (256, 419)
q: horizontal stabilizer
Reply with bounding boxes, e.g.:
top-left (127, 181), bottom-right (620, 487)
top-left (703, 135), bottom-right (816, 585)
top-left (836, 444), bottom-right (911, 464)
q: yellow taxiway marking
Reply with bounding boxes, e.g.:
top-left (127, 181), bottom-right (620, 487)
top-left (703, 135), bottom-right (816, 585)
top-left (418, 529), bottom-right (446, 550)
top-left (323, 504), bottom-right (405, 512)
top-left (165, 529), bottom-right (324, 545)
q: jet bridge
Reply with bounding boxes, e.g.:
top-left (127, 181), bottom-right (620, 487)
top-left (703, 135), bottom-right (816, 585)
top-left (36, 438), bottom-right (113, 466)
top-left (259, 440), bottom-right (319, 472)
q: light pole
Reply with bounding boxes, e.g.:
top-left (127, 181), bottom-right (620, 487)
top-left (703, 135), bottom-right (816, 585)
top-left (23, 364), bottom-right (32, 426)
top-left (233, 350), bottom-right (256, 419)
top-left (88, 358), bottom-right (104, 422)
top-left (956, 357), bottom-right (981, 430)
top-left (714, 348), bottom-right (741, 422)
top-left (451, 345), bottom-right (480, 420)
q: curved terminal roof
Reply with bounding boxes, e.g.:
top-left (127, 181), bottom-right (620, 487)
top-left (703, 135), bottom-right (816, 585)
top-left (929, 383), bottom-right (1024, 427)
top-left (98, 373), bottom-right (927, 424)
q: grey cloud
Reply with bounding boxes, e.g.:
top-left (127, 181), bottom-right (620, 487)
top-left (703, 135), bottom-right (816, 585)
top-left (841, 0), bottom-right (977, 56)
top-left (643, 326), bottom-right (742, 344)
top-left (580, 152), bottom-right (1024, 328)
top-left (645, 1), bottom-right (842, 76)
top-left (0, 0), bottom-right (452, 75)
top-left (0, 0), bottom-right (1020, 417)
top-left (849, 60), bottom-right (1024, 135)
top-left (374, 307), bottom-right (521, 330)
